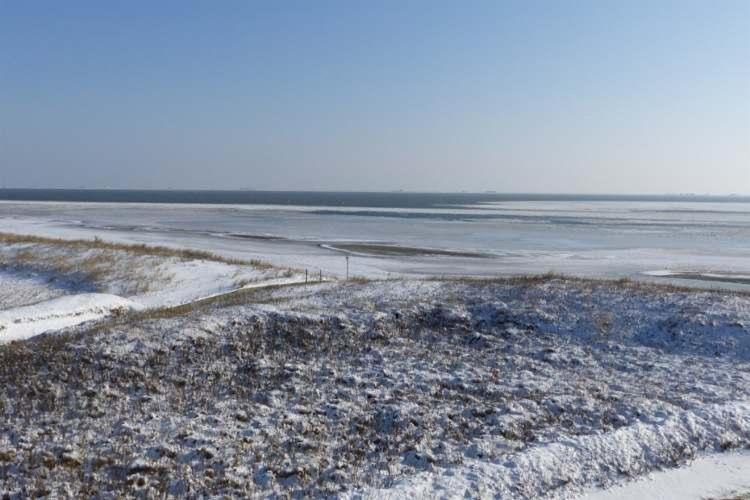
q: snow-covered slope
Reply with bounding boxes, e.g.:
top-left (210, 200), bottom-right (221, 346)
top-left (0, 293), bottom-right (138, 342)
top-left (0, 269), bottom-right (88, 310)
top-left (355, 400), bottom-right (750, 498)
top-left (2, 278), bottom-right (750, 498)
top-left (0, 236), bottom-right (303, 342)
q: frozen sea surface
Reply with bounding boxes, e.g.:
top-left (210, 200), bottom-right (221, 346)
top-left (2, 198), bottom-right (750, 286)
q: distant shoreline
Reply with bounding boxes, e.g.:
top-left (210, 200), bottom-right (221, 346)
top-left (0, 188), bottom-right (748, 207)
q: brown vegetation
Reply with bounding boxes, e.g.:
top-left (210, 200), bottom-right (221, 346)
top-left (0, 232), bottom-right (270, 267)
top-left (0, 232), bottom-right (278, 294)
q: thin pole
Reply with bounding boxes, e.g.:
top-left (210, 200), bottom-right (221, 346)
top-left (346, 256), bottom-right (349, 280)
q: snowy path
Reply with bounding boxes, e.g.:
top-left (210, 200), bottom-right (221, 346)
top-left (583, 450), bottom-right (750, 499)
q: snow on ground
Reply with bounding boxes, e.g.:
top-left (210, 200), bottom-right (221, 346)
top-left (4, 204), bottom-right (750, 497)
top-left (0, 269), bottom-right (83, 310)
top-left (2, 278), bottom-right (750, 498)
top-left (0, 293), bottom-right (138, 343)
top-left (355, 400), bottom-right (750, 499)
top-left (582, 449), bottom-right (750, 500)
top-left (0, 236), bottom-right (302, 342)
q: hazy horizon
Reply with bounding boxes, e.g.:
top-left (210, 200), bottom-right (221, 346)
top-left (1, 187), bottom-right (749, 199)
top-left (2, 1), bottom-right (748, 193)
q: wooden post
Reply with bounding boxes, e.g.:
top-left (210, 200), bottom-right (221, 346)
top-left (319, 269), bottom-right (322, 282)
top-left (305, 269), bottom-right (308, 283)
top-left (346, 256), bottom-right (349, 280)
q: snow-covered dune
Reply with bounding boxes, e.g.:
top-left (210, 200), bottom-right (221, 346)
top-left (0, 234), bottom-right (304, 341)
top-left (3, 278), bottom-right (750, 498)
top-left (356, 400), bottom-right (750, 499)
top-left (0, 293), bottom-right (138, 343)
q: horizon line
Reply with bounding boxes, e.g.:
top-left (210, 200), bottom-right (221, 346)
top-left (0, 187), bottom-right (747, 198)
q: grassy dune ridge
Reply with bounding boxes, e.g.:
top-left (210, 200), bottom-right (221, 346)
top-left (0, 232), bottom-right (272, 268)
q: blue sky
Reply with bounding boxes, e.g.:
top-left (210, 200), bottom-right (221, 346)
top-left (1, 1), bottom-right (748, 192)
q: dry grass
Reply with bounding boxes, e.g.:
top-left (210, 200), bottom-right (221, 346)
top-left (0, 232), bottom-right (282, 295)
top-left (426, 271), bottom-right (569, 285)
top-left (1, 245), bottom-right (168, 294)
top-left (0, 232), bottom-right (268, 267)
top-left (428, 272), bottom-right (750, 296)
top-left (111, 282), bottom-right (309, 324)
top-left (346, 276), bottom-right (371, 284)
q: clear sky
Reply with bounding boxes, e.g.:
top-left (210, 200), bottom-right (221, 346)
top-left (1, 1), bottom-right (748, 193)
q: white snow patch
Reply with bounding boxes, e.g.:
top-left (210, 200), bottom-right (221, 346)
top-left (583, 450), bottom-right (750, 500)
top-left (0, 270), bottom-right (74, 310)
top-left (643, 270), bottom-right (674, 277)
top-left (0, 293), bottom-right (138, 343)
